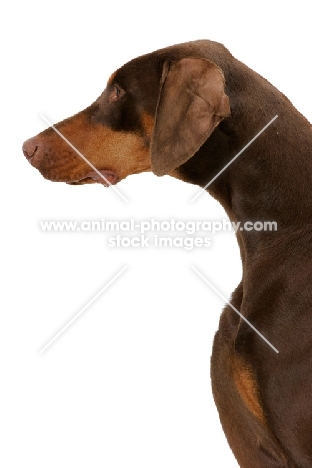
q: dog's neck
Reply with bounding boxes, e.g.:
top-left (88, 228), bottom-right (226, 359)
top-left (174, 112), bottom-right (312, 267)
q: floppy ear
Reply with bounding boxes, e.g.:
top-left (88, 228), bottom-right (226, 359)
top-left (150, 57), bottom-right (230, 176)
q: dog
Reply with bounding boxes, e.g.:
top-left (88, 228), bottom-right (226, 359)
top-left (22, 40), bottom-right (312, 467)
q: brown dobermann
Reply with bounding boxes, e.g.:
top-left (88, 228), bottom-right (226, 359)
top-left (23, 40), bottom-right (312, 467)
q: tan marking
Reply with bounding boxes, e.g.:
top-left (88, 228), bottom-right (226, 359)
top-left (141, 112), bottom-right (154, 138)
top-left (37, 110), bottom-right (152, 182)
top-left (232, 357), bottom-right (265, 423)
top-left (107, 71), bottom-right (117, 85)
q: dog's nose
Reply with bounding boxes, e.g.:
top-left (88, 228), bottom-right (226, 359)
top-left (22, 137), bottom-right (38, 160)
top-left (22, 137), bottom-right (41, 166)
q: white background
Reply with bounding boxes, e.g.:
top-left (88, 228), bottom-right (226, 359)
top-left (1, 1), bottom-right (311, 467)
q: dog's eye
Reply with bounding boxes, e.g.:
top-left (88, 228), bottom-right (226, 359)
top-left (109, 85), bottom-right (122, 102)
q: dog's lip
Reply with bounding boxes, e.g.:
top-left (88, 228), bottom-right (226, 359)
top-left (74, 170), bottom-right (118, 186)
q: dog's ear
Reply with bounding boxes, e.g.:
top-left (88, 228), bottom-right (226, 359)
top-left (150, 58), bottom-right (230, 176)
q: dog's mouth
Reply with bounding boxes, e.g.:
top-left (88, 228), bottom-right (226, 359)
top-left (68, 170), bottom-right (118, 186)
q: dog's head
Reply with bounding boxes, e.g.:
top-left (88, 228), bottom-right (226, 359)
top-left (22, 42), bottom-right (230, 186)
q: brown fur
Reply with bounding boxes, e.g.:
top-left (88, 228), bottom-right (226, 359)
top-left (23, 40), bottom-right (312, 467)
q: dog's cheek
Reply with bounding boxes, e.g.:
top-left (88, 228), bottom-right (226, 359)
top-left (87, 128), bottom-right (152, 180)
top-left (46, 122), bottom-right (152, 181)
top-left (86, 112), bottom-right (155, 181)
